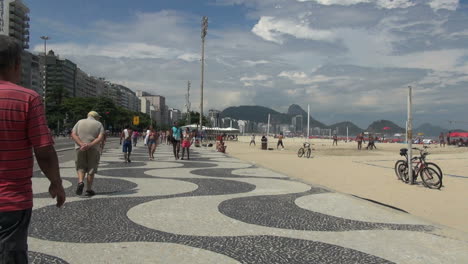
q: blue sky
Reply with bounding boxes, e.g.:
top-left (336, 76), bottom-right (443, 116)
top-left (24, 0), bottom-right (468, 129)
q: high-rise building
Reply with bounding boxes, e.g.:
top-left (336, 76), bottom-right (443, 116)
top-left (0, 0), bottom-right (30, 49)
top-left (20, 50), bottom-right (41, 95)
top-left (292, 115), bottom-right (303, 134)
top-left (41, 51), bottom-right (77, 100)
top-left (136, 91), bottom-right (167, 126)
top-left (168, 108), bottom-right (181, 124)
top-left (208, 109), bottom-right (221, 127)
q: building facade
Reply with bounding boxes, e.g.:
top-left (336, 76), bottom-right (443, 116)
top-left (208, 109), bottom-right (221, 127)
top-left (0, 0), bottom-right (30, 49)
top-left (292, 115), bottom-right (303, 134)
top-left (137, 91), bottom-right (167, 126)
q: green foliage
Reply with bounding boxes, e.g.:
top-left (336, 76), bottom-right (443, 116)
top-left (178, 111), bottom-right (210, 127)
top-left (47, 97), bottom-right (154, 132)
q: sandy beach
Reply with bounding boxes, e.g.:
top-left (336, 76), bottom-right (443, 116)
top-left (224, 136), bottom-right (468, 232)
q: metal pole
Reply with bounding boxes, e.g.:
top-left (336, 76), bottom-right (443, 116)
top-left (40, 36), bottom-right (49, 110)
top-left (307, 104), bottom-right (310, 139)
top-left (407, 86), bottom-right (413, 184)
top-left (347, 126), bottom-right (349, 142)
top-left (267, 114), bottom-right (270, 137)
top-left (200, 17), bottom-right (208, 130)
top-left (186, 81), bottom-right (191, 125)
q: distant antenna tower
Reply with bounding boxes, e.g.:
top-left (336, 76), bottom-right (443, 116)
top-left (185, 81), bottom-right (191, 124)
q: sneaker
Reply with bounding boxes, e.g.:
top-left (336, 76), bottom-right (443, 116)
top-left (128, 159), bottom-right (131, 163)
top-left (85, 190), bottom-right (96, 197)
top-left (76, 182), bottom-right (84, 195)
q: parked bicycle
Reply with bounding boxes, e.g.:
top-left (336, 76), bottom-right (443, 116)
top-left (394, 147), bottom-right (443, 189)
top-left (297, 142), bottom-right (314, 158)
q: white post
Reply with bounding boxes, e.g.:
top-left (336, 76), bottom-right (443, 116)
top-left (407, 86), bottom-right (413, 184)
top-left (346, 126), bottom-right (349, 142)
top-left (267, 114), bottom-right (270, 137)
top-left (230, 119), bottom-right (232, 128)
top-left (307, 104), bottom-right (310, 139)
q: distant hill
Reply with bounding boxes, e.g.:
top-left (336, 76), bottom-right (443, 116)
top-left (415, 123), bottom-right (447, 137)
top-left (221, 105), bottom-right (290, 123)
top-left (287, 104), bottom-right (327, 128)
top-left (366, 120), bottom-right (405, 134)
top-left (328, 121), bottom-right (363, 136)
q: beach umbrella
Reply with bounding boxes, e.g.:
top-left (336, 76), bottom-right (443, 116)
top-left (383, 127), bottom-right (391, 130)
top-left (417, 132), bottom-right (424, 136)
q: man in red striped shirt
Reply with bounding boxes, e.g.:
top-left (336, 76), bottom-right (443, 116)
top-left (0, 36), bottom-right (65, 263)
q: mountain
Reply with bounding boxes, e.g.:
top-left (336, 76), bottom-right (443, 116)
top-left (415, 123), bottom-right (447, 137)
top-left (366, 120), bottom-right (405, 134)
top-left (220, 105), bottom-right (290, 123)
top-left (327, 121), bottom-right (363, 136)
top-left (287, 104), bottom-right (327, 128)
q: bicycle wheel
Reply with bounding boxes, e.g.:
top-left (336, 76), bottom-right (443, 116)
top-left (394, 160), bottom-right (406, 180)
top-left (426, 162), bottom-right (443, 183)
top-left (420, 167), bottom-right (442, 189)
top-left (297, 148), bottom-right (304, 158)
top-left (306, 148), bottom-right (311, 158)
top-left (397, 163), bottom-right (409, 183)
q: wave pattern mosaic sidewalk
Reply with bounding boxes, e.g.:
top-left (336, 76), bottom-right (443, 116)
top-left (29, 144), bottom-right (468, 264)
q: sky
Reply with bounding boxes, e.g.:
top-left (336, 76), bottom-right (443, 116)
top-left (25, 0), bottom-right (468, 129)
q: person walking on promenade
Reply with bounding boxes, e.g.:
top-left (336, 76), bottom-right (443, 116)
top-left (0, 36), bottom-right (66, 262)
top-left (249, 134), bottom-right (256, 146)
top-left (171, 122), bottom-right (182, 159)
top-left (439, 132), bottom-right (445, 147)
top-left (447, 131), bottom-right (451, 146)
top-left (147, 127), bottom-right (157, 160)
top-left (132, 130), bottom-right (139, 147)
top-left (181, 128), bottom-right (192, 160)
top-left (277, 133), bottom-right (284, 150)
top-left (144, 126), bottom-right (151, 146)
top-left (356, 133), bottom-right (364, 150)
top-left (120, 125), bottom-right (133, 163)
top-left (332, 134), bottom-right (338, 146)
top-left (71, 111), bottom-right (105, 196)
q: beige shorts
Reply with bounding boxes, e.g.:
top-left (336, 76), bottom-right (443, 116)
top-left (75, 148), bottom-right (100, 174)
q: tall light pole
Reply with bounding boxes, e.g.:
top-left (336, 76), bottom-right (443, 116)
top-left (199, 16), bottom-right (208, 131)
top-left (40, 36), bottom-right (49, 110)
top-left (186, 81), bottom-right (191, 125)
top-left (407, 86), bottom-right (413, 184)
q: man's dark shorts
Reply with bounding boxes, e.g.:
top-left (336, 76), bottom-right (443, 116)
top-left (0, 209), bottom-right (32, 264)
top-left (122, 140), bottom-right (132, 153)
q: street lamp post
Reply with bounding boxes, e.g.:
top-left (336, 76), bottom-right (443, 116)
top-left (199, 16), bottom-right (208, 132)
top-left (40, 36), bottom-right (49, 110)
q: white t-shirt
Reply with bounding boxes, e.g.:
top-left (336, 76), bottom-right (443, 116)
top-left (123, 129), bottom-right (130, 139)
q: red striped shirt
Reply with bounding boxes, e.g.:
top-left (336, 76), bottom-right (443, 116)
top-left (0, 81), bottom-right (54, 212)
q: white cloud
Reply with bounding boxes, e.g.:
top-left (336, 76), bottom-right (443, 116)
top-left (299, 0), bottom-right (458, 10)
top-left (279, 71), bottom-right (349, 85)
top-left (240, 74), bottom-right (271, 86)
top-left (252, 16), bottom-right (335, 44)
top-left (298, 0), bottom-right (414, 9)
top-left (429, 0), bottom-right (459, 11)
top-left (243, 60), bottom-right (270, 66)
top-left (177, 53), bottom-right (200, 62)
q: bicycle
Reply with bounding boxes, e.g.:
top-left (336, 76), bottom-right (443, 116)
top-left (395, 147), bottom-right (443, 189)
top-left (297, 142), bottom-right (314, 158)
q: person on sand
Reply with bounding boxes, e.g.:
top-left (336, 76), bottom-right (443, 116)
top-left (332, 134), bottom-right (338, 146)
top-left (250, 134), bottom-right (256, 146)
top-left (277, 133), bottom-right (284, 150)
top-left (356, 133), bottom-right (364, 150)
top-left (439, 132), bottom-right (445, 147)
top-left (366, 134), bottom-right (377, 150)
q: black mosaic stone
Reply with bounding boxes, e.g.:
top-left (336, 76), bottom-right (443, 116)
top-left (218, 189), bottom-right (433, 232)
top-left (34, 177), bottom-right (138, 198)
top-left (30, 178), bottom-right (256, 242)
top-left (30, 197), bottom-right (394, 263)
top-left (191, 167), bottom-right (285, 179)
top-left (98, 161), bottom-right (147, 168)
top-left (28, 251), bottom-right (69, 264)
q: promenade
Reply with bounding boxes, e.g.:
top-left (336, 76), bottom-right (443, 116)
top-left (29, 142), bottom-right (468, 263)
